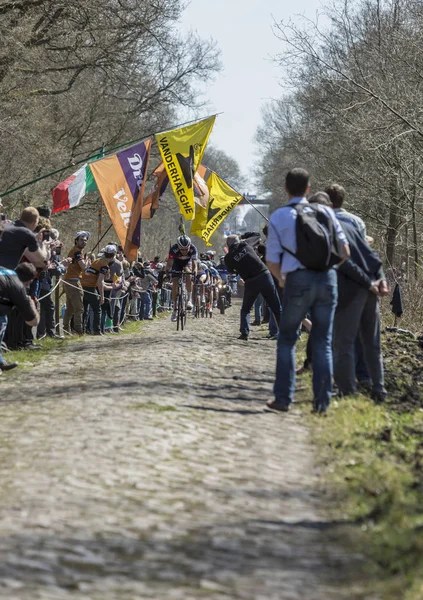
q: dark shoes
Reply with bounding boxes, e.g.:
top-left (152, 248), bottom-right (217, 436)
top-left (371, 391), bottom-right (387, 404)
top-left (250, 321), bottom-right (260, 326)
top-left (21, 343), bottom-right (42, 351)
top-left (238, 333), bottom-right (249, 341)
top-left (265, 333), bottom-right (278, 340)
top-left (0, 361), bottom-right (18, 372)
top-left (311, 404), bottom-right (328, 416)
top-left (266, 399), bottom-right (290, 412)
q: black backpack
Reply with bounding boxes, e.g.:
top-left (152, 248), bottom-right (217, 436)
top-left (274, 204), bottom-right (343, 271)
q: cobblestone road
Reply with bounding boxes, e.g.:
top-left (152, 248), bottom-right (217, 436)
top-left (0, 303), bottom-right (368, 599)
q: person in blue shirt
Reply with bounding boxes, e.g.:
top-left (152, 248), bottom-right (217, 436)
top-left (266, 168), bottom-right (349, 415)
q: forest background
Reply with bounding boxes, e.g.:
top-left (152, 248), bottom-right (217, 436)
top-left (1, 0), bottom-right (422, 305)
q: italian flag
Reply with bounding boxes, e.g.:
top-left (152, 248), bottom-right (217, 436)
top-left (52, 163), bottom-right (98, 214)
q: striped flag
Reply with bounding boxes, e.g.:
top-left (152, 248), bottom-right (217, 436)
top-left (51, 163), bottom-right (97, 214)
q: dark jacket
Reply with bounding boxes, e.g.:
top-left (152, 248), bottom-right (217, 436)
top-left (224, 240), bottom-right (268, 281)
top-left (337, 221), bottom-right (384, 309)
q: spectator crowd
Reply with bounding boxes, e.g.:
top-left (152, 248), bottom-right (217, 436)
top-left (0, 168), bottom-right (390, 417)
top-left (223, 168), bottom-right (389, 415)
top-left (0, 202), bottom-right (172, 374)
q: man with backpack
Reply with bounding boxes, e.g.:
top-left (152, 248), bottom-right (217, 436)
top-left (266, 168), bottom-right (350, 414)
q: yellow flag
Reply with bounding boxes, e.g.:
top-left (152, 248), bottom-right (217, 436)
top-left (191, 171), bottom-right (243, 245)
top-left (155, 116), bottom-right (216, 220)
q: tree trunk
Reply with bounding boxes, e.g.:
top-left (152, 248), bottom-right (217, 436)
top-left (386, 178), bottom-right (400, 267)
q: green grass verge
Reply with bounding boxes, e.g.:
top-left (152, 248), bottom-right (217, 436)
top-left (0, 318), bottom-right (149, 372)
top-left (313, 395), bottom-right (423, 599)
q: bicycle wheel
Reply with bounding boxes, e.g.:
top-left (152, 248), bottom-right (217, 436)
top-left (180, 291), bottom-right (186, 330)
top-left (176, 293), bottom-right (182, 331)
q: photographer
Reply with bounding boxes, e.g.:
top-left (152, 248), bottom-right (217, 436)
top-left (37, 229), bottom-right (69, 339)
top-left (224, 235), bottom-right (281, 341)
top-left (0, 263), bottom-right (39, 373)
top-left (0, 207), bottom-right (48, 269)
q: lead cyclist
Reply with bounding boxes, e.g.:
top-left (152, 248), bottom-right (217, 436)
top-left (166, 235), bottom-right (198, 322)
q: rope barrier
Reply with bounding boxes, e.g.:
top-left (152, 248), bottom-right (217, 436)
top-left (36, 277), bottom-right (172, 332)
top-left (37, 277), bottom-right (62, 302)
top-left (39, 277), bottom-right (130, 303)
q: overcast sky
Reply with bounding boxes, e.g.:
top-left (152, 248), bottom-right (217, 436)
top-left (179, 0), bottom-right (323, 192)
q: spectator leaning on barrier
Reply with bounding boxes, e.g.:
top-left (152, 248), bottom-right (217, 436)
top-left (63, 231), bottom-right (90, 335)
top-left (224, 234), bottom-right (282, 341)
top-left (101, 246), bottom-right (124, 334)
top-left (138, 261), bottom-right (158, 320)
top-left (266, 168), bottom-right (350, 415)
top-left (37, 229), bottom-right (68, 340)
top-left (0, 263), bottom-right (39, 373)
top-left (81, 244), bottom-right (116, 335)
top-left (0, 207), bottom-right (48, 269)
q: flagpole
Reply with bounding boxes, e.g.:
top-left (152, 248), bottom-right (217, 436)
top-left (0, 113), bottom-right (221, 199)
top-left (97, 144), bottom-right (105, 250)
top-left (241, 196), bottom-right (269, 223)
top-left (91, 223), bottom-right (113, 255)
top-left (204, 169), bottom-right (270, 223)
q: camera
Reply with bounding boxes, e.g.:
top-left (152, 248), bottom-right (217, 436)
top-left (42, 230), bottom-right (51, 242)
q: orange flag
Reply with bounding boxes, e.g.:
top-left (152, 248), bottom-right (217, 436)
top-left (89, 139), bottom-right (151, 261)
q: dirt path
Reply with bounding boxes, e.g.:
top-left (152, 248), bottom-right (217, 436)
top-left (0, 303), bottom-right (367, 599)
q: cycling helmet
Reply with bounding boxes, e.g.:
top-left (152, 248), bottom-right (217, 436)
top-left (177, 235), bottom-right (191, 250)
top-left (206, 250), bottom-right (216, 258)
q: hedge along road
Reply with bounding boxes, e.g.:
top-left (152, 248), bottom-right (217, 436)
top-left (0, 302), bottom-right (368, 600)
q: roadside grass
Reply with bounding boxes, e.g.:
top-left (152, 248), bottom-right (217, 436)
top-left (313, 395), bottom-right (423, 599)
top-left (0, 318), bottom-right (148, 373)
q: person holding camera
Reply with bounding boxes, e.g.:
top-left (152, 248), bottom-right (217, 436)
top-left (37, 229), bottom-right (69, 339)
top-left (0, 263), bottom-right (40, 373)
top-left (224, 234), bottom-right (282, 341)
top-left (0, 207), bottom-right (48, 269)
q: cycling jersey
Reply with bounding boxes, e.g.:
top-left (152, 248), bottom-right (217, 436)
top-left (195, 264), bottom-right (209, 283)
top-left (81, 258), bottom-right (110, 287)
top-left (169, 243), bottom-right (197, 272)
top-left (209, 267), bottom-right (219, 281)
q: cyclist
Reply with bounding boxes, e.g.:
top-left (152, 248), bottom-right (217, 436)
top-left (207, 261), bottom-right (220, 310)
top-left (166, 235), bottom-right (198, 321)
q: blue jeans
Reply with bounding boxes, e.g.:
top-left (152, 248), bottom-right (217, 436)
top-left (241, 272), bottom-right (282, 336)
top-left (275, 269), bottom-right (337, 411)
top-left (254, 295), bottom-right (263, 322)
top-left (0, 315), bottom-right (7, 363)
top-left (355, 336), bottom-right (371, 383)
top-left (139, 291), bottom-right (151, 319)
top-left (333, 288), bottom-right (385, 396)
top-left (269, 287), bottom-right (283, 336)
